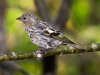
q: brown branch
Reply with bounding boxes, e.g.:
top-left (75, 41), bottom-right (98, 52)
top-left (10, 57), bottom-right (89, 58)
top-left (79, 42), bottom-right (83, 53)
top-left (0, 0), bottom-right (7, 54)
top-left (1, 61), bottom-right (30, 75)
top-left (0, 43), bottom-right (100, 62)
top-left (34, 0), bottom-right (51, 22)
top-left (55, 0), bottom-right (73, 30)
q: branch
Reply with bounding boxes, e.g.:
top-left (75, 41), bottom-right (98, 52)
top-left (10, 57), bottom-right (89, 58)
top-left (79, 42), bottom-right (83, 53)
top-left (1, 61), bottom-right (30, 75)
top-left (0, 43), bottom-right (100, 62)
top-left (34, 0), bottom-right (51, 22)
top-left (55, 0), bottom-right (73, 30)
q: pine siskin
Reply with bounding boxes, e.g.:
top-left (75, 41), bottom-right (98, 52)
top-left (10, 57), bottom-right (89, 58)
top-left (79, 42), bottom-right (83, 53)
top-left (16, 12), bottom-right (85, 51)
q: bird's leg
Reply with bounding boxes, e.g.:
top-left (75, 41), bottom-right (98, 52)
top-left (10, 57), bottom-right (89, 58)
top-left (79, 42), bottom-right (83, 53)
top-left (35, 47), bottom-right (48, 59)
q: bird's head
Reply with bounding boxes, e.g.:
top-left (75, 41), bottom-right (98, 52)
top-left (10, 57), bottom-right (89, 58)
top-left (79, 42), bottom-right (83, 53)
top-left (16, 12), bottom-right (37, 26)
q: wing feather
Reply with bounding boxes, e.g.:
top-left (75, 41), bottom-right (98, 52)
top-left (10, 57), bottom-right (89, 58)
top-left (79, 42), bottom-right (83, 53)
top-left (39, 21), bottom-right (75, 44)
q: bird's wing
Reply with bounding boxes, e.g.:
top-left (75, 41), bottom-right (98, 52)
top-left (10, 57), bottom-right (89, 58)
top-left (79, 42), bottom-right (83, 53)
top-left (40, 22), bottom-right (75, 44)
top-left (40, 22), bottom-right (62, 38)
top-left (39, 22), bottom-right (86, 51)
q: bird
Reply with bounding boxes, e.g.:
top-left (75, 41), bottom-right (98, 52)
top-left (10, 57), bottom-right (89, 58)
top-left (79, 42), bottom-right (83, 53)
top-left (16, 12), bottom-right (85, 51)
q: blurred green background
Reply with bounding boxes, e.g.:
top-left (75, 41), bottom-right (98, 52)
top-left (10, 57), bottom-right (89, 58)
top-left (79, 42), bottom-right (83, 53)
top-left (0, 0), bottom-right (100, 75)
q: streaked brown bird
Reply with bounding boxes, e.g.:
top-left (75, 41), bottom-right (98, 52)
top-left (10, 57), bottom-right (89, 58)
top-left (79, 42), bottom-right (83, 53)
top-left (17, 12), bottom-right (85, 51)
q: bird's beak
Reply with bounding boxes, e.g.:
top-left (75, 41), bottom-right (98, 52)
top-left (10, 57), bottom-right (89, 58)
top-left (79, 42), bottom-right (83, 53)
top-left (16, 17), bottom-right (21, 21)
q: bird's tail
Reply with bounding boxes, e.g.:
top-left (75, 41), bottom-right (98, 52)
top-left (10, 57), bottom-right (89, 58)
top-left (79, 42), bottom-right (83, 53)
top-left (62, 37), bottom-right (86, 51)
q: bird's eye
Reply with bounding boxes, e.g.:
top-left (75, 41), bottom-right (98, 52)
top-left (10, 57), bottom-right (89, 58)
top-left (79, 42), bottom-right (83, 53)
top-left (23, 17), bottom-right (26, 20)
